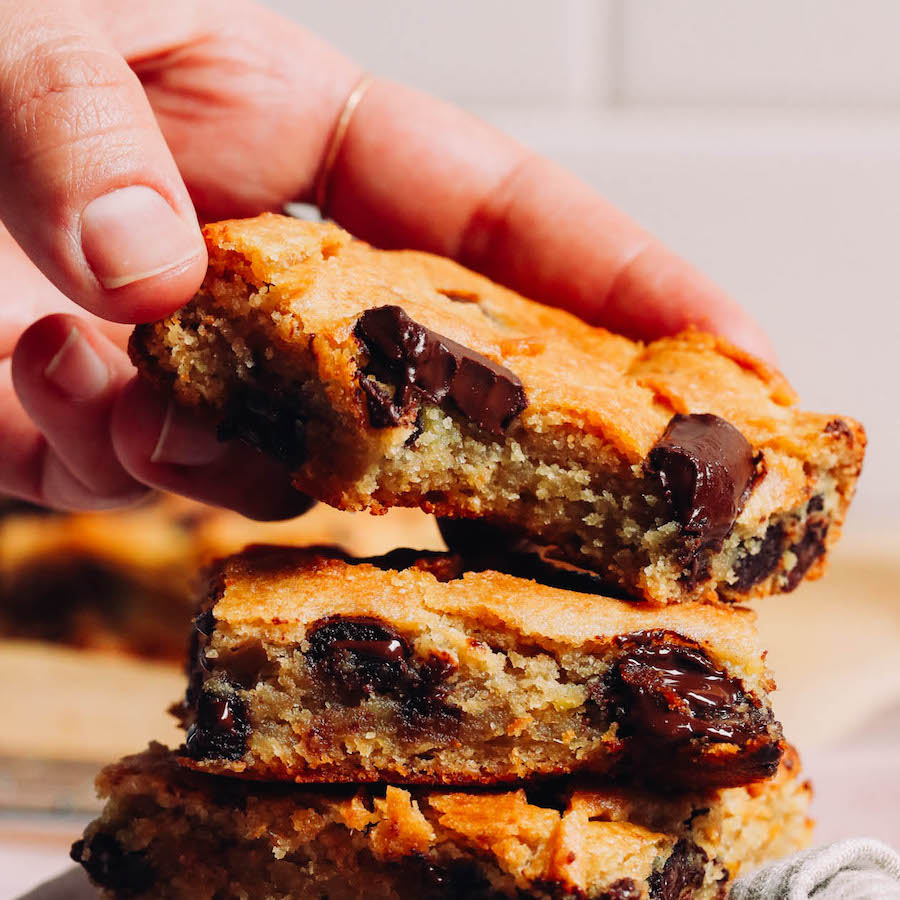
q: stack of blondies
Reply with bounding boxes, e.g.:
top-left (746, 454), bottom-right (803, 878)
top-left (71, 216), bottom-right (865, 899)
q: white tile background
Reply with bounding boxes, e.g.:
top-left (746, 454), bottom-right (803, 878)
top-left (265, 0), bottom-right (899, 527)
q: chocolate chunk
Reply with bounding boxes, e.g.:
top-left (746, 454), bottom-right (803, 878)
top-left (195, 608), bottom-right (216, 637)
top-left (407, 857), bottom-right (493, 899)
top-left (783, 518), bottom-right (829, 591)
top-left (306, 615), bottom-right (460, 738)
top-left (186, 608), bottom-right (217, 708)
top-left (647, 414), bottom-right (761, 575)
top-left (612, 631), bottom-right (771, 747)
top-left (603, 880), bottom-right (642, 900)
top-left (184, 690), bottom-right (249, 761)
top-left (71, 833), bottom-right (155, 897)
top-left (648, 840), bottom-right (708, 900)
top-left (217, 385), bottom-right (307, 467)
top-left (355, 305), bottom-right (527, 435)
top-left (306, 616), bottom-right (412, 701)
top-left (824, 418), bottom-right (853, 441)
top-left (731, 522), bottom-right (785, 591)
top-left (397, 653), bottom-right (462, 741)
top-left (806, 494), bottom-right (825, 514)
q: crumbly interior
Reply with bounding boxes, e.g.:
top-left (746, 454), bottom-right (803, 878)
top-left (185, 608), bottom-right (780, 787)
top-left (72, 745), bottom-right (813, 900)
top-left (137, 276), bottom-right (842, 604)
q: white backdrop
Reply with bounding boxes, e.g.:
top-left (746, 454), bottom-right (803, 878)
top-left (264, 0), bottom-right (900, 529)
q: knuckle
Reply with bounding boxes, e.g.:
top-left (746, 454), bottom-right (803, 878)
top-left (1, 34), bottom-right (139, 164)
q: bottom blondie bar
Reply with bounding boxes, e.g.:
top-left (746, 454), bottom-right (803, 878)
top-left (72, 743), bottom-right (811, 899)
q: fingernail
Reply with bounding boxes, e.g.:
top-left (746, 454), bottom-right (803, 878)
top-left (151, 400), bottom-right (229, 466)
top-left (44, 327), bottom-right (109, 400)
top-left (81, 186), bottom-right (204, 290)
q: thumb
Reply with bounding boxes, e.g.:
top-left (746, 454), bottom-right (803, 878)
top-left (0, 1), bottom-right (206, 323)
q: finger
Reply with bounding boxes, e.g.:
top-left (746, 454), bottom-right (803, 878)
top-left (327, 82), bottom-right (774, 361)
top-left (0, 0), bottom-right (207, 323)
top-left (12, 314), bottom-right (143, 498)
top-left (110, 377), bottom-right (313, 521)
top-left (0, 222), bottom-right (130, 358)
top-left (0, 356), bottom-right (146, 509)
top-left (103, 4), bottom-right (770, 357)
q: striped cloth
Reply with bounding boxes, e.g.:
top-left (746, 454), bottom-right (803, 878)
top-left (731, 839), bottom-right (900, 899)
top-left (19, 839), bottom-right (900, 899)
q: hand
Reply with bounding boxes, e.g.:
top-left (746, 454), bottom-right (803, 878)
top-left (0, 0), bottom-right (773, 516)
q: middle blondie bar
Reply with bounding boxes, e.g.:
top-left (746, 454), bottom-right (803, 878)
top-left (178, 547), bottom-right (782, 791)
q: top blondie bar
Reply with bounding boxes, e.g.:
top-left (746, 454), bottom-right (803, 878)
top-left (131, 215), bottom-right (864, 605)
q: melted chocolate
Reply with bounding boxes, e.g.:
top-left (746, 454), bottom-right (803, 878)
top-left (217, 385), bottom-right (307, 467)
top-left (612, 632), bottom-right (766, 746)
top-left (355, 305), bottom-right (527, 435)
top-left (71, 833), bottom-right (155, 897)
top-left (306, 616), bottom-right (412, 699)
top-left (731, 522), bottom-right (785, 591)
top-left (184, 691), bottom-right (249, 761)
top-left (784, 517), bottom-right (829, 591)
top-left (647, 414), bottom-right (760, 575)
top-left (186, 607), bottom-right (217, 708)
top-left (332, 637), bottom-right (407, 663)
top-left (603, 880), bottom-right (642, 900)
top-left (306, 615), bottom-right (460, 738)
top-left (648, 840), bottom-right (708, 900)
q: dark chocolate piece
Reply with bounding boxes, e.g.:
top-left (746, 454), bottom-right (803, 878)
top-left (648, 839), bottom-right (708, 900)
top-left (306, 616), bottom-right (412, 701)
top-left (194, 608), bottom-right (216, 637)
top-left (184, 691), bottom-right (249, 761)
top-left (603, 880), bottom-right (642, 900)
top-left (647, 413), bottom-right (760, 570)
top-left (306, 615), bottom-right (460, 738)
top-left (783, 518), bottom-right (829, 591)
top-left (186, 607), bottom-right (217, 708)
top-left (406, 857), bottom-right (494, 899)
top-left (217, 385), bottom-right (307, 467)
top-left (71, 833), bottom-right (155, 897)
top-left (613, 632), bottom-right (765, 746)
top-left (355, 305), bottom-right (527, 435)
top-left (824, 418), bottom-right (853, 441)
top-left (730, 522), bottom-right (785, 591)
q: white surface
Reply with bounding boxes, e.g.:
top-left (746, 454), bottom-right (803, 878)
top-left (479, 107), bottom-right (900, 528)
top-left (622, 0), bottom-right (900, 106)
top-left (262, 0), bottom-right (612, 105)
top-left (258, 1), bottom-right (899, 529)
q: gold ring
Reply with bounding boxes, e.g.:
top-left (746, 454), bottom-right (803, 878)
top-left (315, 74), bottom-right (375, 216)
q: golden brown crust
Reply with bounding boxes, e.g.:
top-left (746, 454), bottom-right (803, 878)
top-left (178, 546), bottom-right (781, 790)
top-left (211, 546), bottom-right (768, 677)
top-left (74, 743), bottom-right (813, 899)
